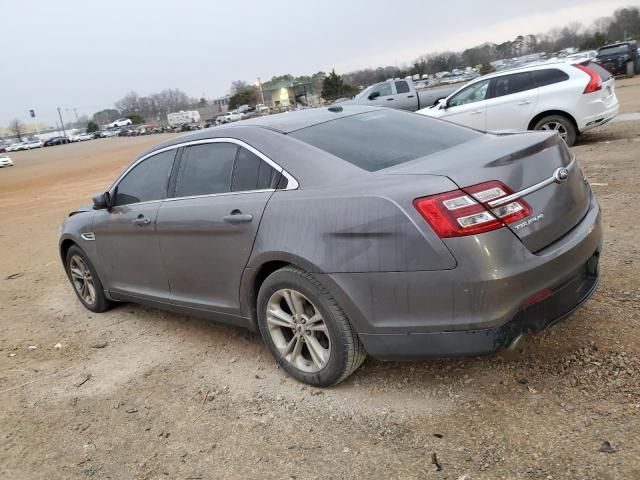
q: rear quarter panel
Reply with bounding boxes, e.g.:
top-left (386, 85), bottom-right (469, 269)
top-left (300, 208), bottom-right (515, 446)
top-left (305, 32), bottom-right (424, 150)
top-left (247, 175), bottom-right (458, 274)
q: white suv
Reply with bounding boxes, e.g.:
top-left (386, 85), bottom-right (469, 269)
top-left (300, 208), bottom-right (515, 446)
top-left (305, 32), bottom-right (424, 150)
top-left (418, 60), bottom-right (619, 146)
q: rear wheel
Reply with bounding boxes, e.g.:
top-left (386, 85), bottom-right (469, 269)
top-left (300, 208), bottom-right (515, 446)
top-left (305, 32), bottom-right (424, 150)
top-left (65, 245), bottom-right (112, 313)
top-left (533, 115), bottom-right (577, 147)
top-left (257, 266), bottom-right (366, 387)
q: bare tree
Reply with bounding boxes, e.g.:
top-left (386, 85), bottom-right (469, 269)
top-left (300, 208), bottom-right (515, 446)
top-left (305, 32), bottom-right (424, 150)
top-left (115, 91), bottom-right (141, 115)
top-left (230, 80), bottom-right (250, 95)
top-left (8, 118), bottom-right (25, 141)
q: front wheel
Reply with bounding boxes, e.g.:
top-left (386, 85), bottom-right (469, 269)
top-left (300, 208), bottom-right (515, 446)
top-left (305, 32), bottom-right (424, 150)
top-left (257, 267), bottom-right (366, 387)
top-left (65, 245), bottom-right (112, 313)
top-left (533, 115), bottom-right (577, 147)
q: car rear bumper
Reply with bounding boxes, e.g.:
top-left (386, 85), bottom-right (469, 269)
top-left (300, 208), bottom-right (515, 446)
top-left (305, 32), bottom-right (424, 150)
top-left (577, 96), bottom-right (619, 132)
top-left (319, 195), bottom-right (602, 360)
top-left (359, 253), bottom-right (599, 359)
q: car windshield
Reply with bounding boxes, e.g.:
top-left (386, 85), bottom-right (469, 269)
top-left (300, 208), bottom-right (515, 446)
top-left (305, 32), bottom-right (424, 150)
top-left (289, 110), bottom-right (480, 172)
top-left (599, 44), bottom-right (630, 55)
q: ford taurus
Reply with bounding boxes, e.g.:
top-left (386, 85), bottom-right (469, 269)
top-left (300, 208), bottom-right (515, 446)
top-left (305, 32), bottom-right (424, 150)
top-left (59, 106), bottom-right (602, 386)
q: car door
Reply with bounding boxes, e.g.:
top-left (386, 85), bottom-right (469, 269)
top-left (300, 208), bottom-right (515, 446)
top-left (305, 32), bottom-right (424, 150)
top-left (439, 79), bottom-right (490, 130)
top-left (392, 80), bottom-right (416, 110)
top-left (484, 72), bottom-right (539, 132)
top-left (156, 140), bottom-right (282, 319)
top-left (93, 148), bottom-right (176, 301)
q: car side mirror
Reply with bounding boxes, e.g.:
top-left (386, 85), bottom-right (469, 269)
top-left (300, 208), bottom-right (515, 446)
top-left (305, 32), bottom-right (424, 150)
top-left (437, 98), bottom-right (448, 109)
top-left (368, 91), bottom-right (381, 100)
top-left (92, 191), bottom-right (112, 210)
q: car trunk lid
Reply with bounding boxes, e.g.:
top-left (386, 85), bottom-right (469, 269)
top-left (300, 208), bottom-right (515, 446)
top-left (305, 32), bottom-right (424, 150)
top-left (385, 131), bottom-right (592, 252)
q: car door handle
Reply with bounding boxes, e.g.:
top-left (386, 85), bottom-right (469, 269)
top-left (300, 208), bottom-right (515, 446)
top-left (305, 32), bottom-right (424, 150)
top-left (132, 214), bottom-right (151, 226)
top-left (386, 98), bottom-right (394, 101)
top-left (518, 100), bottom-right (531, 105)
top-left (471, 110), bottom-right (483, 115)
top-left (223, 210), bottom-right (253, 224)
top-left (407, 95), bottom-right (415, 98)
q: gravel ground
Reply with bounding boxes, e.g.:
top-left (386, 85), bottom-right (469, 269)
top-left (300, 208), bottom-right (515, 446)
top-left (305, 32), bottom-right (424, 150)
top-left (1, 78), bottom-right (639, 480)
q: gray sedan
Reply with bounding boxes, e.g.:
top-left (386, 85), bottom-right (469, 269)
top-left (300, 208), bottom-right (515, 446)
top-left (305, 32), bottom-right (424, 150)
top-left (59, 106), bottom-right (602, 386)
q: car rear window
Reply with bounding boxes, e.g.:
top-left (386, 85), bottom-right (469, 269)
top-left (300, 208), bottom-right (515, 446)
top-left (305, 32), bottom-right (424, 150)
top-left (288, 110), bottom-right (479, 172)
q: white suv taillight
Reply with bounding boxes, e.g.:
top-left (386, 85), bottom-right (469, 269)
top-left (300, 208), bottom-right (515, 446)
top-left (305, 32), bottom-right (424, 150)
top-left (413, 181), bottom-right (532, 238)
top-left (573, 64), bottom-right (602, 94)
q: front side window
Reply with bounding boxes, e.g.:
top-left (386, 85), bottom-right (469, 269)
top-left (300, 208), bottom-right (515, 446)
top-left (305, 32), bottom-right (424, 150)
top-left (175, 143), bottom-right (237, 197)
top-left (395, 81), bottom-right (410, 94)
top-left (231, 147), bottom-right (280, 192)
top-left (448, 80), bottom-right (490, 107)
top-left (375, 83), bottom-right (392, 97)
top-left (113, 150), bottom-right (176, 206)
top-left (489, 72), bottom-right (535, 98)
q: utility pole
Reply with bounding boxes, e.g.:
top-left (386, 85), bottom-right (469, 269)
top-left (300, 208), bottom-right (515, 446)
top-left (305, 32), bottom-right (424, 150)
top-left (257, 77), bottom-right (266, 105)
top-left (57, 107), bottom-right (67, 137)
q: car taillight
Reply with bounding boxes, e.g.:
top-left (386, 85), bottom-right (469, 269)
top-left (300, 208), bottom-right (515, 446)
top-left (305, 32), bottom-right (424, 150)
top-left (413, 180), bottom-right (531, 238)
top-left (573, 64), bottom-right (602, 94)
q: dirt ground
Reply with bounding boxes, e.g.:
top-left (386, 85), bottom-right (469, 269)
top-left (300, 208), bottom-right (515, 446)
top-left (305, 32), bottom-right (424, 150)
top-left (1, 78), bottom-right (639, 480)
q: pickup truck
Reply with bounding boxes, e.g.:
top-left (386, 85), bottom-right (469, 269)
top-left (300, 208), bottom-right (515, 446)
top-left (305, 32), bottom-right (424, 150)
top-left (341, 79), bottom-right (459, 111)
top-left (597, 41), bottom-right (639, 78)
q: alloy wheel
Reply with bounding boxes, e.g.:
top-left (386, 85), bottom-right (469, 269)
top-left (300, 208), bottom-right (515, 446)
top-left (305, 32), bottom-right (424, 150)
top-left (540, 121), bottom-right (568, 140)
top-left (69, 255), bottom-right (96, 306)
top-left (265, 288), bottom-right (331, 373)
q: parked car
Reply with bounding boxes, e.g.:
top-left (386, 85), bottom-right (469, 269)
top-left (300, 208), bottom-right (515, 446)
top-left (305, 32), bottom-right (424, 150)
top-left (59, 106), bottom-right (601, 387)
top-left (342, 79), bottom-right (458, 111)
top-left (596, 41), bottom-right (639, 78)
top-left (418, 60), bottom-right (618, 146)
top-left (6, 142), bottom-right (28, 152)
top-left (222, 111), bottom-right (243, 123)
top-left (0, 155), bottom-right (14, 167)
top-left (76, 133), bottom-right (95, 141)
top-left (44, 136), bottom-right (70, 146)
top-left (25, 139), bottom-right (44, 149)
top-left (0, 144), bottom-right (9, 153)
top-left (107, 118), bottom-right (133, 128)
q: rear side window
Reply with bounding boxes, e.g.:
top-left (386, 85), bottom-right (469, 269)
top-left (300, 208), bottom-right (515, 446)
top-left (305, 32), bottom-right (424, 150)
top-left (395, 81), bottom-right (410, 94)
top-left (289, 110), bottom-right (479, 172)
top-left (489, 72), bottom-right (535, 98)
top-left (175, 143), bottom-right (236, 197)
top-left (231, 147), bottom-right (280, 192)
top-left (530, 69), bottom-right (569, 87)
top-left (114, 150), bottom-right (175, 206)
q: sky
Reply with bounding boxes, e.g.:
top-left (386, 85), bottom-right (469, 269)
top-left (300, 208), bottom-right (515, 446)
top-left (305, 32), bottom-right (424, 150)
top-left (1, 0), bottom-right (638, 127)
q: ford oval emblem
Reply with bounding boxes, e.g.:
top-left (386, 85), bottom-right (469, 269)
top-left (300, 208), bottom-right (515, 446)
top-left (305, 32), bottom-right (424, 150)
top-left (553, 167), bottom-right (569, 184)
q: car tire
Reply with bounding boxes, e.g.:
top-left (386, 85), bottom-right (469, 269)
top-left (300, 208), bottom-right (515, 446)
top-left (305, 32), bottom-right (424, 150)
top-left (257, 266), bottom-right (367, 387)
top-left (533, 115), bottom-right (577, 147)
top-left (626, 61), bottom-right (635, 78)
top-left (65, 245), bottom-right (112, 313)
